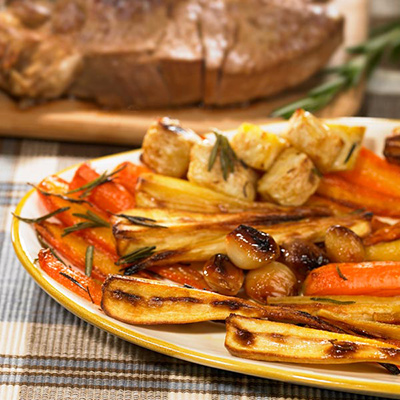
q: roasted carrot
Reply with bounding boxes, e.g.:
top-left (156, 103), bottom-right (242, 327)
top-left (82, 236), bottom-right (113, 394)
top-left (38, 248), bottom-right (102, 305)
top-left (304, 262), bottom-right (400, 297)
top-left (149, 264), bottom-right (210, 290)
top-left (37, 175), bottom-right (116, 256)
top-left (69, 163), bottom-right (135, 214)
top-left (364, 222), bottom-right (400, 246)
top-left (112, 162), bottom-right (151, 196)
top-left (35, 222), bottom-right (121, 278)
top-left (305, 195), bottom-right (353, 215)
top-left (335, 147), bottom-right (400, 198)
top-left (317, 174), bottom-right (400, 218)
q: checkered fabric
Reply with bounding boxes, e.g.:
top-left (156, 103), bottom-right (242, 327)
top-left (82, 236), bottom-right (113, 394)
top-left (1, 1), bottom-right (400, 399)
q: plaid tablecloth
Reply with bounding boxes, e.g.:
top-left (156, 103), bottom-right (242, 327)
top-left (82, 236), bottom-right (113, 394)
top-left (1, 2), bottom-right (400, 399)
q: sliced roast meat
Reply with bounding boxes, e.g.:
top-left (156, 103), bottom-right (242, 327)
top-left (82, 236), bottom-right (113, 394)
top-left (0, 0), bottom-right (343, 108)
top-left (211, 0), bottom-right (343, 105)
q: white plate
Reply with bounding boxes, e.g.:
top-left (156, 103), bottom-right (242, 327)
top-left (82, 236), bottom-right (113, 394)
top-left (12, 117), bottom-right (400, 398)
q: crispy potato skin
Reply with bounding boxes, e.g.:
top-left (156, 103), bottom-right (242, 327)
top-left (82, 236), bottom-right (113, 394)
top-left (257, 148), bottom-right (320, 206)
top-left (141, 118), bottom-right (201, 178)
top-left (284, 109), bottom-right (344, 173)
top-left (230, 123), bottom-right (288, 171)
top-left (188, 142), bottom-right (258, 201)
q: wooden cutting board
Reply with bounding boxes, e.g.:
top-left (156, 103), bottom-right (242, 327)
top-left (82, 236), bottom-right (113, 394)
top-left (0, 0), bottom-right (368, 146)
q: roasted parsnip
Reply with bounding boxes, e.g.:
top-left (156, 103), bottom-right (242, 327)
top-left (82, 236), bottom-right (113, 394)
top-left (225, 314), bottom-right (400, 364)
top-left (316, 309), bottom-right (400, 346)
top-left (135, 173), bottom-right (331, 215)
top-left (114, 212), bottom-right (371, 268)
top-left (101, 276), bottom-right (343, 330)
top-left (101, 276), bottom-right (269, 324)
top-left (268, 296), bottom-right (400, 321)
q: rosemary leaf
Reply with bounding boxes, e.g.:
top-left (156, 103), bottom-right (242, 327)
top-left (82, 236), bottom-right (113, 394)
top-left (311, 297), bottom-right (356, 305)
top-left (62, 211), bottom-right (110, 236)
top-left (13, 207), bottom-right (70, 224)
top-left (86, 286), bottom-right (94, 304)
top-left (67, 164), bottom-right (126, 198)
top-left (116, 246), bottom-right (156, 266)
top-left (116, 214), bottom-right (167, 229)
top-left (59, 271), bottom-right (87, 292)
top-left (85, 245), bottom-right (94, 277)
top-left (29, 184), bottom-right (92, 205)
top-left (336, 266), bottom-right (348, 281)
top-left (208, 129), bottom-right (239, 181)
top-left (208, 133), bottom-right (221, 171)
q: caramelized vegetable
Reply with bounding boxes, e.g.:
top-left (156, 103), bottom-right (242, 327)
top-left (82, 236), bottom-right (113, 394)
top-left (337, 147), bottom-right (400, 197)
top-left (245, 261), bottom-right (297, 304)
top-left (35, 222), bottom-right (119, 279)
top-left (135, 172), bottom-right (331, 215)
top-left (101, 276), bottom-right (269, 324)
top-left (111, 161), bottom-right (151, 195)
top-left (203, 254), bottom-right (244, 295)
top-left (318, 174), bottom-right (400, 218)
top-left (364, 221), bottom-right (400, 246)
top-left (69, 163), bottom-right (135, 214)
top-left (225, 314), bottom-right (400, 365)
top-left (366, 239), bottom-right (400, 262)
top-left (149, 264), bottom-right (210, 290)
top-left (304, 262), bottom-right (400, 297)
top-left (280, 239), bottom-right (329, 279)
top-left (384, 135), bottom-right (400, 165)
top-left (325, 225), bottom-right (365, 263)
top-left (38, 248), bottom-right (102, 305)
top-left (226, 225), bottom-right (280, 270)
top-left (37, 175), bottom-right (116, 256)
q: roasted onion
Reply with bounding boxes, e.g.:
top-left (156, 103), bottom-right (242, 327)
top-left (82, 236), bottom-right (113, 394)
top-left (203, 254), bottom-right (244, 295)
top-left (244, 261), bottom-right (297, 304)
top-left (325, 225), bottom-right (365, 263)
top-left (226, 225), bottom-right (280, 270)
top-left (280, 239), bottom-right (329, 279)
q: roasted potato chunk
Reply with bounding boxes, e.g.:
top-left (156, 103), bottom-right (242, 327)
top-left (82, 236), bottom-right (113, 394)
top-left (284, 109), bottom-right (344, 173)
top-left (141, 117), bottom-right (201, 178)
top-left (257, 148), bottom-right (320, 206)
top-left (328, 124), bottom-right (365, 171)
top-left (230, 123), bottom-right (287, 171)
top-left (188, 141), bottom-right (258, 201)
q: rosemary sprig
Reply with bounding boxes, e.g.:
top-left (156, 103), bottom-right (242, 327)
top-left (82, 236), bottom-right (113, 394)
top-left (85, 245), bottom-right (94, 277)
top-left (59, 272), bottom-right (94, 303)
top-left (116, 246), bottom-right (156, 266)
top-left (67, 164), bottom-right (126, 198)
top-left (271, 20), bottom-right (400, 118)
top-left (336, 265), bottom-right (348, 281)
top-left (115, 214), bottom-right (167, 229)
top-left (62, 210), bottom-right (110, 236)
top-left (208, 129), bottom-right (239, 181)
top-left (311, 297), bottom-right (356, 305)
top-left (12, 207), bottom-right (70, 224)
top-left (29, 183), bottom-right (92, 206)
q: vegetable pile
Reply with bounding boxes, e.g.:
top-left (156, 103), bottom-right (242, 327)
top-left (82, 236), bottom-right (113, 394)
top-left (14, 111), bottom-right (400, 373)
